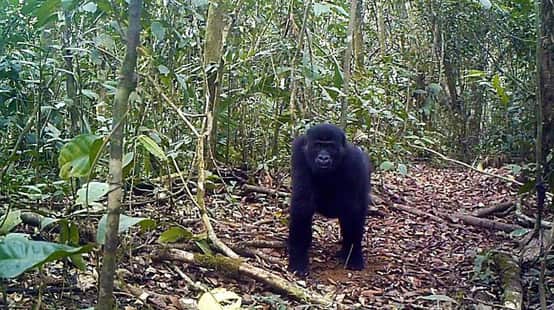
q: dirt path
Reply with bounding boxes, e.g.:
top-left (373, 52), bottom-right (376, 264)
top-left (218, 164), bottom-right (520, 308)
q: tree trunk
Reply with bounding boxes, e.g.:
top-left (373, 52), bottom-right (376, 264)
top-left (352, 0), bottom-right (364, 74)
top-left (62, 9), bottom-right (80, 135)
top-left (537, 1), bottom-right (554, 174)
top-left (204, 0), bottom-right (229, 163)
top-left (97, 1), bottom-right (142, 308)
top-left (340, 0), bottom-right (358, 129)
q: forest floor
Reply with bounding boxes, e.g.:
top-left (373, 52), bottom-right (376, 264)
top-left (8, 163), bottom-right (553, 309)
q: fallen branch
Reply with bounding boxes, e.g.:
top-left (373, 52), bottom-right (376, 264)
top-left (389, 203), bottom-right (443, 222)
top-left (473, 201), bottom-right (514, 218)
top-left (448, 214), bottom-right (522, 233)
top-left (242, 184), bottom-right (289, 197)
top-left (236, 240), bottom-right (286, 248)
top-left (515, 200), bottom-right (552, 229)
top-left (387, 203), bottom-right (523, 233)
top-left (492, 252), bottom-right (523, 310)
top-left (154, 248), bottom-right (332, 306)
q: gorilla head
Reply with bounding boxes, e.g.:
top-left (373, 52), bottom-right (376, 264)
top-left (303, 124), bottom-right (346, 174)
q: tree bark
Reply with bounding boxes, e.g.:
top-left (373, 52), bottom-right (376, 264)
top-left (97, 1), bottom-right (142, 308)
top-left (340, 0), bottom-right (358, 129)
top-left (204, 0), bottom-right (229, 161)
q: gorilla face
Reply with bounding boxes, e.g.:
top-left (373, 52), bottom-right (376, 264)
top-left (303, 124), bottom-right (346, 174)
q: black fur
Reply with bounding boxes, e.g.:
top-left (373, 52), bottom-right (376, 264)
top-left (288, 124), bottom-right (371, 276)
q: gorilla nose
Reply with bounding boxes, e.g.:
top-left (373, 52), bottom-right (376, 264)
top-left (316, 154), bottom-right (331, 166)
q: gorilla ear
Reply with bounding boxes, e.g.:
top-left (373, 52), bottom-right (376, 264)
top-left (340, 132), bottom-right (346, 146)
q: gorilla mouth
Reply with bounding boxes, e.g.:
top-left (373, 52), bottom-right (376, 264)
top-left (316, 163), bottom-right (332, 170)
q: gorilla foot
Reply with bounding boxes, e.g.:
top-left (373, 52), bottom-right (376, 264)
top-left (287, 264), bottom-right (309, 277)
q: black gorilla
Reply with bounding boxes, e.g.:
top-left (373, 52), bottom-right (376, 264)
top-left (288, 124), bottom-right (371, 276)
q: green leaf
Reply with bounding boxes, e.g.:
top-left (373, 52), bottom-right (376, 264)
top-left (137, 135), bottom-right (168, 161)
top-left (509, 228), bottom-right (529, 238)
top-left (76, 182), bottom-right (109, 206)
top-left (151, 21), bottom-right (165, 41)
top-left (40, 217), bottom-right (60, 230)
top-left (0, 234), bottom-right (93, 278)
top-left (80, 2), bottom-right (97, 13)
top-left (195, 239), bottom-right (213, 255)
top-left (492, 74), bottom-right (509, 106)
top-left (33, 0), bottom-right (61, 28)
top-left (94, 33), bottom-right (116, 52)
top-left (96, 214), bottom-right (156, 245)
top-left (379, 161), bottom-right (394, 171)
top-left (157, 64), bottom-right (170, 75)
top-left (0, 210), bottom-right (22, 235)
top-left (313, 2), bottom-right (331, 16)
top-left (58, 134), bottom-right (103, 180)
top-left (158, 226), bottom-right (193, 243)
top-left (397, 164), bottom-right (408, 176)
top-left (478, 0), bottom-right (492, 9)
top-left (518, 180), bottom-right (535, 194)
top-left (508, 164), bottom-right (522, 175)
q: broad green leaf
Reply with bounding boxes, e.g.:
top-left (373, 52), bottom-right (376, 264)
top-left (397, 164), bottom-right (408, 176)
top-left (478, 0), bottom-right (492, 9)
top-left (508, 164), bottom-right (522, 175)
top-left (313, 2), bottom-right (331, 16)
top-left (58, 134), bottom-right (103, 180)
top-left (0, 234), bottom-right (93, 278)
top-left (157, 65), bottom-right (170, 75)
top-left (96, 214), bottom-right (156, 245)
top-left (191, 0), bottom-right (208, 7)
top-left (80, 2), bottom-right (97, 13)
top-left (158, 227), bottom-right (193, 243)
top-left (137, 135), bottom-right (168, 161)
top-left (33, 0), bottom-right (61, 28)
top-left (379, 161), bottom-right (394, 171)
top-left (40, 217), bottom-right (59, 230)
top-left (0, 210), bottom-right (22, 235)
top-left (510, 228), bottom-right (529, 238)
top-left (76, 182), bottom-right (109, 206)
top-left (198, 288), bottom-right (242, 310)
top-left (94, 33), bottom-right (116, 52)
top-left (492, 74), bottom-right (509, 106)
top-left (151, 21), bottom-right (165, 41)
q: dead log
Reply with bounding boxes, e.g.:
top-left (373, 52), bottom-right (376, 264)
top-left (448, 214), bottom-right (523, 233)
top-left (492, 252), bottom-right (523, 310)
top-left (473, 201), bottom-right (514, 218)
top-left (153, 248), bottom-right (333, 306)
top-left (386, 203), bottom-right (523, 233)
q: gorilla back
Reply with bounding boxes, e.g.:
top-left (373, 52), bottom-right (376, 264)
top-left (288, 123), bottom-right (371, 276)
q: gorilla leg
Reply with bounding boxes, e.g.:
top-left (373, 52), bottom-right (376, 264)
top-left (288, 208), bottom-right (313, 276)
top-left (338, 209), bottom-right (365, 270)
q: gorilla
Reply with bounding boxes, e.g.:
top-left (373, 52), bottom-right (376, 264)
top-left (288, 123), bottom-right (371, 276)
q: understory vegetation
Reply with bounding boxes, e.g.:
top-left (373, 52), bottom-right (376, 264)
top-left (0, 0), bottom-right (552, 309)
